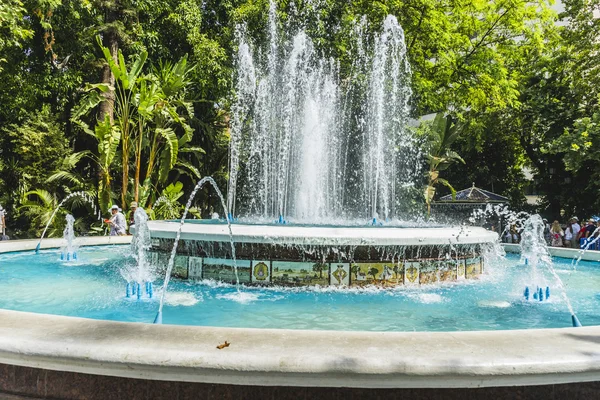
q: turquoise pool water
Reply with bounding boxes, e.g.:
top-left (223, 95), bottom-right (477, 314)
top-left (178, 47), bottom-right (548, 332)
top-left (1, 245), bottom-right (599, 331)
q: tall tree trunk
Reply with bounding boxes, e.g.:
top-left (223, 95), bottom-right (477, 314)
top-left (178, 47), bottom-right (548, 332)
top-left (134, 118), bottom-right (143, 203)
top-left (97, 5), bottom-right (119, 211)
top-left (98, 29), bottom-right (118, 124)
top-left (121, 114), bottom-right (130, 208)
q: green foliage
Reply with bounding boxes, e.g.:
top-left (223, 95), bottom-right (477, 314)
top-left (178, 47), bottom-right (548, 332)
top-left (20, 189), bottom-right (64, 237)
top-left (420, 113), bottom-right (465, 214)
top-left (439, 113), bottom-right (528, 208)
top-left (153, 181), bottom-right (185, 220)
top-left (0, 107), bottom-right (69, 197)
top-left (548, 111), bottom-right (600, 171)
top-left (1, 0), bottom-right (599, 235)
top-left (0, 0), bottom-right (33, 65)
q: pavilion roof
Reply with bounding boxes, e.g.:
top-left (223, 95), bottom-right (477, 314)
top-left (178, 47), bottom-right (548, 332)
top-left (437, 184), bottom-right (508, 203)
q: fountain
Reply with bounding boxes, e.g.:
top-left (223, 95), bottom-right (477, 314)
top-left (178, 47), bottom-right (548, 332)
top-left (60, 214), bottom-right (78, 261)
top-left (121, 209), bottom-right (156, 299)
top-left (35, 191), bottom-right (100, 253)
top-left (2, 2), bottom-right (600, 397)
top-left (147, 0), bottom-right (495, 288)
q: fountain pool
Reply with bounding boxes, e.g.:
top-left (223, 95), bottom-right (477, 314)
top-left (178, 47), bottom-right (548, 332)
top-left (1, 244), bottom-right (599, 331)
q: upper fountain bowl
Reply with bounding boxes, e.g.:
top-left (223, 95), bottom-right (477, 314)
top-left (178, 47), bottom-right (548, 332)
top-left (148, 220), bottom-right (496, 247)
top-left (147, 220), bottom-right (498, 287)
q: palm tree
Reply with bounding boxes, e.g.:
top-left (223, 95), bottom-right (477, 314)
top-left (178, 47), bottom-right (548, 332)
top-left (368, 267), bottom-right (379, 281)
top-left (71, 42), bottom-right (199, 213)
top-left (424, 113), bottom-right (465, 215)
top-left (19, 190), bottom-right (87, 237)
top-left (312, 263), bottom-right (328, 279)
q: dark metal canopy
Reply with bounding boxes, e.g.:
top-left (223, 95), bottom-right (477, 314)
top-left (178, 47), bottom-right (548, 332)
top-left (437, 184), bottom-right (508, 203)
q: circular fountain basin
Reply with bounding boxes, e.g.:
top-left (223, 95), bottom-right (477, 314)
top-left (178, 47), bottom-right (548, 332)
top-left (1, 238), bottom-right (600, 398)
top-left (147, 221), bottom-right (497, 286)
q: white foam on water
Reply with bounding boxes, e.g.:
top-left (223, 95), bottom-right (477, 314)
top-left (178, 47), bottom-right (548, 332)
top-left (406, 293), bottom-right (444, 303)
top-left (216, 291), bottom-right (262, 304)
top-left (165, 292), bottom-right (201, 306)
top-left (478, 300), bottom-right (511, 308)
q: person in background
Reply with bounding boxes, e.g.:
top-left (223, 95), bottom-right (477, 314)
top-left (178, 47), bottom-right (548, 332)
top-left (550, 220), bottom-right (564, 247)
top-left (0, 206), bottom-right (7, 240)
top-left (584, 218), bottom-right (597, 239)
top-left (510, 224), bottom-right (519, 243)
top-left (564, 220), bottom-right (574, 248)
top-left (571, 217), bottom-right (581, 248)
top-left (105, 205), bottom-right (127, 236)
top-left (543, 218), bottom-right (551, 245)
top-left (127, 201), bottom-right (138, 234)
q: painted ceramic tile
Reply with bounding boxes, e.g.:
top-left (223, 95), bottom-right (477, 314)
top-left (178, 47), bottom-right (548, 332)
top-left (418, 260), bottom-right (438, 284)
top-left (465, 257), bottom-right (481, 279)
top-left (156, 252), bottom-right (170, 274)
top-left (404, 262), bottom-right (420, 285)
top-left (330, 263), bottom-right (350, 286)
top-left (439, 260), bottom-right (458, 282)
top-left (173, 255), bottom-right (189, 279)
top-left (188, 257), bottom-right (203, 280)
top-left (272, 261), bottom-right (329, 286)
top-left (251, 260), bottom-right (271, 283)
top-left (456, 259), bottom-right (466, 279)
top-left (203, 258), bottom-right (251, 283)
top-left (350, 262), bottom-right (401, 286)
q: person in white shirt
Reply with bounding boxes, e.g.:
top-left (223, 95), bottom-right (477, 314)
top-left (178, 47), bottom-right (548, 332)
top-left (571, 217), bottom-right (581, 248)
top-left (106, 205), bottom-right (127, 236)
top-left (564, 221), bottom-right (574, 248)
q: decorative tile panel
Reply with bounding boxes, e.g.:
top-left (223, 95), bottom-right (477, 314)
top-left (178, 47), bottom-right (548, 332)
top-left (188, 257), bottom-right (203, 280)
top-left (251, 260), bottom-right (271, 284)
top-left (465, 257), bottom-right (481, 279)
top-left (173, 256), bottom-right (189, 279)
top-left (204, 258), bottom-right (251, 284)
top-left (272, 261), bottom-right (329, 286)
top-left (404, 262), bottom-right (420, 285)
top-left (330, 263), bottom-right (350, 286)
top-left (418, 260), bottom-right (438, 284)
top-left (350, 262), bottom-right (402, 286)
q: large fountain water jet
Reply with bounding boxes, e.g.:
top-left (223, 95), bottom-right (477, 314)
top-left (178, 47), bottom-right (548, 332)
top-left (227, 1), bottom-right (417, 222)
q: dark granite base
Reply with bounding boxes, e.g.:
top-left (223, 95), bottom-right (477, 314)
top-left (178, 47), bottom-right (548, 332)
top-left (0, 363), bottom-right (599, 400)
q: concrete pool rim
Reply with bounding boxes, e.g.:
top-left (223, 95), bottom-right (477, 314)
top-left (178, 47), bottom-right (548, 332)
top-left (1, 237), bottom-right (600, 390)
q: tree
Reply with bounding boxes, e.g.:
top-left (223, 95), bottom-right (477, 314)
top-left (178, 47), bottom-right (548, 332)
top-left (0, 0), bottom-right (32, 68)
top-left (72, 41), bottom-right (198, 212)
top-left (421, 113), bottom-right (465, 215)
top-left (368, 266), bottom-right (379, 281)
top-left (312, 263), bottom-right (327, 279)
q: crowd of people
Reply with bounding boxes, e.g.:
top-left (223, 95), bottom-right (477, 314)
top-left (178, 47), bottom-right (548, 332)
top-left (503, 216), bottom-right (600, 249)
